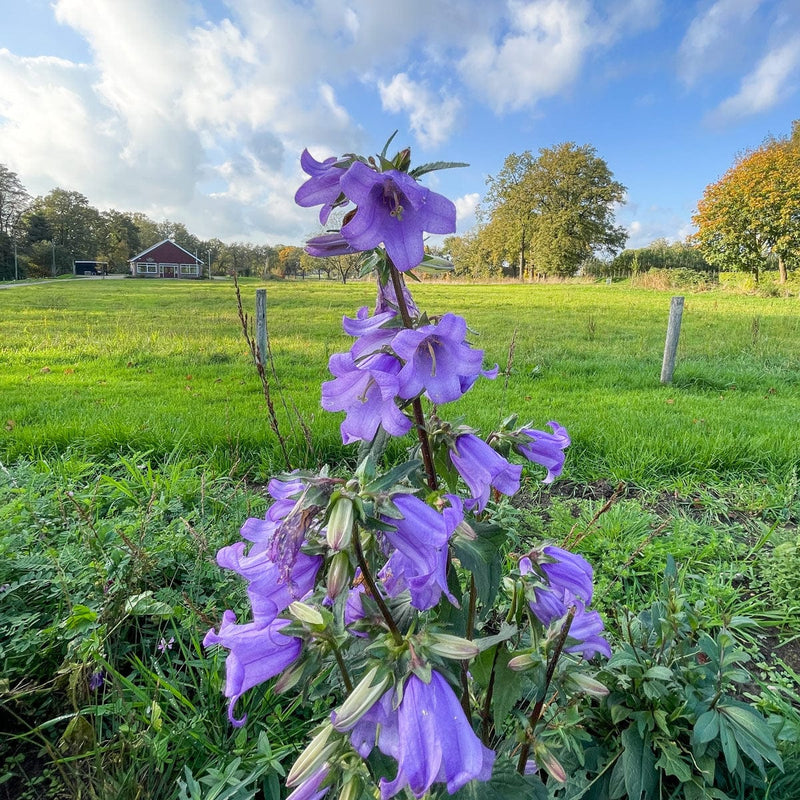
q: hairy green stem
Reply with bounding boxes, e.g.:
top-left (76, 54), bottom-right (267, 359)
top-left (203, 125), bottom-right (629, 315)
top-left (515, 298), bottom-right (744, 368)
top-left (353, 525), bottom-right (403, 646)
top-left (516, 606), bottom-right (576, 775)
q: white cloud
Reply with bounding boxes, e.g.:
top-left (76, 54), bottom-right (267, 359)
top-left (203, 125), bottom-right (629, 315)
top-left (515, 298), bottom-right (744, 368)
top-left (379, 73), bottom-right (461, 147)
top-left (454, 192), bottom-right (480, 231)
top-left (711, 37), bottom-right (800, 121)
top-left (678, 0), bottom-right (763, 87)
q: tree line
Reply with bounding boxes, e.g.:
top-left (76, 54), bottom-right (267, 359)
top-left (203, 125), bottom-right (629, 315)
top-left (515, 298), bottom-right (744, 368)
top-left (0, 172), bottom-right (309, 281)
top-left (3, 119), bottom-right (796, 283)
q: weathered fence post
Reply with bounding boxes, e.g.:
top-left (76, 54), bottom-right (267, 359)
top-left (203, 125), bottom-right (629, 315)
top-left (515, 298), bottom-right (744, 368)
top-left (255, 288), bottom-right (268, 369)
top-left (660, 295), bottom-right (684, 384)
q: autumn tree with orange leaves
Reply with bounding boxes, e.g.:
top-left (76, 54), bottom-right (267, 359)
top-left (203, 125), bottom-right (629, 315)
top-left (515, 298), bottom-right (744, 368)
top-left (693, 121), bottom-right (800, 283)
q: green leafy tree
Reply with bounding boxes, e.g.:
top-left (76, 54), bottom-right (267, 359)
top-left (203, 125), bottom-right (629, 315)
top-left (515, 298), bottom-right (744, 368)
top-left (480, 144), bottom-right (627, 278)
top-left (99, 210), bottom-right (142, 272)
top-left (0, 164), bottom-right (31, 241)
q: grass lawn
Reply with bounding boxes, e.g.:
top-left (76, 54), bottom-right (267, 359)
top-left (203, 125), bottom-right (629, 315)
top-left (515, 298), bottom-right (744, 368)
top-left (1, 277), bottom-right (799, 485)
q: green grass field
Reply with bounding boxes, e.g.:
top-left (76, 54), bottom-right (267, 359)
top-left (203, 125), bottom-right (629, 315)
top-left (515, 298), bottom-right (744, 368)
top-left (2, 277), bottom-right (798, 484)
top-left (3, 277), bottom-right (800, 798)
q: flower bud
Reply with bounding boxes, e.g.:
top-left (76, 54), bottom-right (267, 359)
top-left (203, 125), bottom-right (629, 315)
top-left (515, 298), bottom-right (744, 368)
top-left (570, 672), bottom-right (609, 698)
top-left (508, 652), bottom-right (537, 672)
top-left (331, 665), bottom-right (392, 732)
top-left (326, 498), bottom-right (354, 551)
top-left (338, 774), bottom-right (362, 800)
top-left (427, 633), bottom-right (480, 660)
top-left (274, 660), bottom-right (305, 695)
top-left (537, 749), bottom-right (567, 783)
top-left (326, 551), bottom-right (352, 601)
top-left (286, 724), bottom-right (337, 787)
top-left (289, 601), bottom-right (325, 627)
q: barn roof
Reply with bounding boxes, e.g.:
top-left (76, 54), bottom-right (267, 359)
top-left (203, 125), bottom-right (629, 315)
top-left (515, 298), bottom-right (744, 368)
top-left (129, 239), bottom-right (203, 264)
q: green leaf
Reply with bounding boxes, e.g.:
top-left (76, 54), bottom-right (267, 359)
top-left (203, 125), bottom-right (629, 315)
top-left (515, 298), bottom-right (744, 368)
top-left (363, 459), bottom-right (422, 493)
top-left (451, 522), bottom-right (505, 607)
top-left (717, 716), bottom-right (739, 774)
top-left (123, 591), bottom-right (174, 617)
top-left (621, 726), bottom-right (657, 800)
top-left (643, 665), bottom-right (673, 681)
top-left (693, 710), bottom-right (719, 745)
top-left (408, 160), bottom-right (469, 178)
top-left (654, 741), bottom-right (692, 783)
top-left (469, 646), bottom-right (524, 728)
top-left (450, 757), bottom-right (546, 800)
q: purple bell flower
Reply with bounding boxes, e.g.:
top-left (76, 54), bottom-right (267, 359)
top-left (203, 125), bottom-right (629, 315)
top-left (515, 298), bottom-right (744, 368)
top-left (339, 161), bottom-right (456, 272)
top-left (304, 232), bottom-right (359, 258)
top-left (450, 434), bottom-right (522, 513)
top-left (322, 351), bottom-right (411, 444)
top-left (203, 611), bottom-right (303, 727)
top-left (529, 589), bottom-right (611, 660)
top-left (295, 149), bottom-right (347, 225)
top-left (379, 494), bottom-right (460, 610)
top-left (347, 671), bottom-right (495, 798)
top-left (515, 422), bottom-right (570, 483)
top-left (393, 314), bottom-right (490, 404)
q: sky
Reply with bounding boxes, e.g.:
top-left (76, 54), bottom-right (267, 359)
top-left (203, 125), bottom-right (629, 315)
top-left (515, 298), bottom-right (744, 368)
top-left (0, 0), bottom-right (798, 251)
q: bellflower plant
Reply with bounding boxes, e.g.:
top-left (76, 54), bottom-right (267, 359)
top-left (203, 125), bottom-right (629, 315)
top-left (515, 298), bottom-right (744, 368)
top-left (205, 135), bottom-right (611, 798)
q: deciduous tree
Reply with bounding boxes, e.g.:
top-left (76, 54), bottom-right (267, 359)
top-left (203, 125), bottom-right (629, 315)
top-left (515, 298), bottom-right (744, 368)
top-left (480, 143), bottom-right (627, 278)
top-left (693, 120), bottom-right (800, 283)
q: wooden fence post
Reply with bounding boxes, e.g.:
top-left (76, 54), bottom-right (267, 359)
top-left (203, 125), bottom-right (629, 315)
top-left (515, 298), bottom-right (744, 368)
top-left (660, 296), bottom-right (684, 384)
top-left (255, 288), bottom-right (268, 369)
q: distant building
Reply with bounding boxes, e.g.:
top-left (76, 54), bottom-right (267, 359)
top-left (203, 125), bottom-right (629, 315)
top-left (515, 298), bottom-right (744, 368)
top-left (129, 239), bottom-right (204, 279)
top-left (74, 260), bottom-right (108, 275)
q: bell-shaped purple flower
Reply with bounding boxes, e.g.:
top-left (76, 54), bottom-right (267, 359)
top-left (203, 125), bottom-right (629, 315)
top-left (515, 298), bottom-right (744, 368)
top-left (393, 314), bottom-right (490, 405)
top-left (286, 766), bottom-right (330, 800)
top-left (515, 422), bottom-right (570, 483)
top-left (215, 542), bottom-right (321, 623)
top-left (450, 434), bottom-right (522, 513)
top-left (347, 671), bottom-right (495, 798)
top-left (339, 161), bottom-right (456, 272)
top-left (203, 611), bottom-right (303, 726)
top-left (343, 307), bottom-right (400, 362)
top-left (379, 494), bottom-right (459, 610)
top-left (322, 351), bottom-right (411, 444)
top-left (295, 149), bottom-right (347, 225)
top-left (529, 589), bottom-right (611, 660)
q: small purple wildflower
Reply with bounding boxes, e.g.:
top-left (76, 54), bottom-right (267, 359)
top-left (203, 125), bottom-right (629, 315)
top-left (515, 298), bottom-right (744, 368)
top-left (88, 671), bottom-right (105, 691)
top-left (158, 636), bottom-right (175, 653)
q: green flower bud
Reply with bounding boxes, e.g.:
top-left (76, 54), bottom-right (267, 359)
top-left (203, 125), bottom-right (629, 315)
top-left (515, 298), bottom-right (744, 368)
top-left (286, 723), bottom-right (337, 787)
top-left (570, 672), bottom-right (609, 698)
top-left (338, 774), bottom-right (362, 800)
top-left (331, 665), bottom-right (392, 732)
top-left (274, 659), bottom-right (305, 695)
top-left (326, 551), bottom-right (352, 600)
top-left (288, 601), bottom-right (325, 627)
top-left (508, 652), bottom-right (537, 672)
top-left (536, 749), bottom-right (567, 783)
top-left (327, 498), bottom-right (354, 551)
top-left (427, 633), bottom-right (480, 660)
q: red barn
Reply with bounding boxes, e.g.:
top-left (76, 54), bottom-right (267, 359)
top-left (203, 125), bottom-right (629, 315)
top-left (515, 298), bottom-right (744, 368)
top-left (129, 239), bottom-right (204, 279)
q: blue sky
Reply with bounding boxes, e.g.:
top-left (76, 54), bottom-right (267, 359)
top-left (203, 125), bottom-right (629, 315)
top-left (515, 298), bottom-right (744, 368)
top-left (0, 0), bottom-right (798, 250)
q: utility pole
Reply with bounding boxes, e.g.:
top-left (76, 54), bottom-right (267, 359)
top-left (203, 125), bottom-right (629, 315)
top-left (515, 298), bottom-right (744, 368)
top-left (14, 243), bottom-right (18, 281)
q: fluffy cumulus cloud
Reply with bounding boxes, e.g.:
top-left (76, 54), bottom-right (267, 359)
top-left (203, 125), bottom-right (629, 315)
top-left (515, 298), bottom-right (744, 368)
top-left (379, 73), bottom-right (461, 147)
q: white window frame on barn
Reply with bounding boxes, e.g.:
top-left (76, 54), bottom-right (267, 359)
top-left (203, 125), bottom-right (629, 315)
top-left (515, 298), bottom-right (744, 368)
top-left (180, 264), bottom-right (199, 275)
top-left (138, 263), bottom-right (158, 274)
